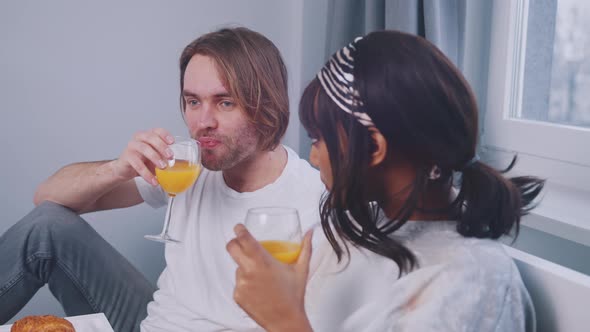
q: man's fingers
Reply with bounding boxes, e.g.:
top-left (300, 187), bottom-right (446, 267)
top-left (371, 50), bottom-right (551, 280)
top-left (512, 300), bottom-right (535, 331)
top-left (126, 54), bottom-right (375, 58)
top-left (130, 141), bottom-right (167, 170)
top-left (145, 132), bottom-right (174, 161)
top-left (151, 128), bottom-right (174, 144)
top-left (132, 132), bottom-right (169, 164)
top-left (128, 154), bottom-right (157, 186)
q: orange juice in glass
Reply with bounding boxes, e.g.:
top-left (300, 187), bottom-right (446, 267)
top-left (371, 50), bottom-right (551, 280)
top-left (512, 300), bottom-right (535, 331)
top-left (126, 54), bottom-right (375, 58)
top-left (155, 160), bottom-right (202, 196)
top-left (145, 136), bottom-right (201, 244)
top-left (245, 207), bottom-right (302, 264)
top-left (259, 240), bottom-right (302, 264)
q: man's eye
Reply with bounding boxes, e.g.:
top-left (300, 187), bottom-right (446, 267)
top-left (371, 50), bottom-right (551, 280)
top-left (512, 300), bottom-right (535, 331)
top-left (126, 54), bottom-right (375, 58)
top-left (310, 138), bottom-right (319, 145)
top-left (220, 101), bottom-right (234, 108)
top-left (187, 100), bottom-right (199, 106)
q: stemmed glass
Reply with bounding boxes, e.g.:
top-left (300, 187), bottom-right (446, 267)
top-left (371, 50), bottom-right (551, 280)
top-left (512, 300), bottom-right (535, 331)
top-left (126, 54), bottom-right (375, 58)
top-left (244, 207), bottom-right (303, 264)
top-left (145, 136), bottom-right (201, 243)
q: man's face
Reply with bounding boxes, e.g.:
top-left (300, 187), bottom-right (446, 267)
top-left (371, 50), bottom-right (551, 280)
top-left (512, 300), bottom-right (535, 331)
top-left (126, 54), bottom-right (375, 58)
top-left (183, 55), bottom-right (259, 171)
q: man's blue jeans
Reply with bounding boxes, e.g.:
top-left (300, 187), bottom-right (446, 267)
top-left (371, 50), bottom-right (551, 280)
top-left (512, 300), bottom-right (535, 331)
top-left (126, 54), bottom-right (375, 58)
top-left (0, 201), bottom-right (156, 332)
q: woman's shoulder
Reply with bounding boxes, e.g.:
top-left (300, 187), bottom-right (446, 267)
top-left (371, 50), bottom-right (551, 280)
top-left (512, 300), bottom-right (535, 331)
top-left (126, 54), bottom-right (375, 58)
top-left (384, 237), bottom-right (533, 331)
top-left (419, 234), bottom-right (519, 286)
top-left (306, 227), bottom-right (533, 331)
top-left (399, 227), bottom-right (528, 309)
top-left (400, 221), bottom-right (517, 281)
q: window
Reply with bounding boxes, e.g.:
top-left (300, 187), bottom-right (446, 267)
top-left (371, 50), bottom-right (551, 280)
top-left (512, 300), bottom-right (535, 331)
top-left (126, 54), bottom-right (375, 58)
top-left (519, 0), bottom-right (590, 128)
top-left (483, 0), bottom-right (590, 245)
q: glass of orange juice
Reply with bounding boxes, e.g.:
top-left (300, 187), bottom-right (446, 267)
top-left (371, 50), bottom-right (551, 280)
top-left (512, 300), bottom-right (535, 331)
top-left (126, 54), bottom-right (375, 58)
top-left (244, 207), bottom-right (302, 264)
top-left (145, 136), bottom-right (201, 244)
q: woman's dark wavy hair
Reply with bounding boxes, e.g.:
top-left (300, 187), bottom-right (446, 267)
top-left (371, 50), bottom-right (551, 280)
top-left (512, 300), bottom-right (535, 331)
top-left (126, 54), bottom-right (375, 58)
top-left (299, 30), bottom-right (544, 275)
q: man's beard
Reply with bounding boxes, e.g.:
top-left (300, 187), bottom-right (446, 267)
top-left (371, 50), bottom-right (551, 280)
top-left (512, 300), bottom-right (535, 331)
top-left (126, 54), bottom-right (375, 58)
top-left (199, 124), bottom-right (259, 171)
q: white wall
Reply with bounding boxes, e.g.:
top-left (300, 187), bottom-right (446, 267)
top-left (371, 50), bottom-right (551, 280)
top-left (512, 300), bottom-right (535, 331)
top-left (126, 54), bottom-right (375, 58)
top-left (0, 0), bottom-right (306, 322)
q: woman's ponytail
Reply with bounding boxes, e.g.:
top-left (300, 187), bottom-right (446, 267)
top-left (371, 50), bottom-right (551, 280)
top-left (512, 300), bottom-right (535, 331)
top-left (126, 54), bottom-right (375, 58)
top-left (456, 157), bottom-right (545, 239)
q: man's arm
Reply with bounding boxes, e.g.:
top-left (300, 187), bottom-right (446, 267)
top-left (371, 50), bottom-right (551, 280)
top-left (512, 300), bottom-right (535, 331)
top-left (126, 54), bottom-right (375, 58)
top-left (34, 160), bottom-right (143, 213)
top-left (34, 128), bottom-right (175, 214)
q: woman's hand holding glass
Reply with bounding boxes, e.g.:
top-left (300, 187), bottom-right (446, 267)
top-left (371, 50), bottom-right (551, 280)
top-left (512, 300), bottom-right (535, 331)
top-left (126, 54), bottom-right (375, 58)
top-left (226, 223), bottom-right (314, 332)
top-left (244, 207), bottom-right (304, 263)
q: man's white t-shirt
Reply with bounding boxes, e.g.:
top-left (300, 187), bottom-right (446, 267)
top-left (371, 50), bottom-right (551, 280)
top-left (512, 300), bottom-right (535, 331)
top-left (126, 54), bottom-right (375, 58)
top-left (136, 146), bottom-right (325, 332)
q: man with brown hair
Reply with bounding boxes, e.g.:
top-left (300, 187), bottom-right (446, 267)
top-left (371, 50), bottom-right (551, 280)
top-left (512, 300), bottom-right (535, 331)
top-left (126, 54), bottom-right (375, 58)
top-left (0, 27), bottom-right (324, 332)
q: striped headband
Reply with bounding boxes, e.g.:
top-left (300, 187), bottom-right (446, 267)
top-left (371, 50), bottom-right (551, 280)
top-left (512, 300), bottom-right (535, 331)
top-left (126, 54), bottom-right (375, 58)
top-left (317, 37), bottom-right (375, 127)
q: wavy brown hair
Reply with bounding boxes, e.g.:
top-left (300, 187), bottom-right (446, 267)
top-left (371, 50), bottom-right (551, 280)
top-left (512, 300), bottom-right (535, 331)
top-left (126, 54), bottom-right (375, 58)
top-left (300, 30), bottom-right (544, 275)
top-left (179, 27), bottom-right (289, 150)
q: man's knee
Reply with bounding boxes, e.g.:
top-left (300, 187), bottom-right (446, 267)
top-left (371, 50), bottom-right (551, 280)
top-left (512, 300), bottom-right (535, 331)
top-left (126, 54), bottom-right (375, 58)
top-left (33, 201), bottom-right (80, 223)
top-left (18, 201), bottom-right (87, 237)
top-left (1, 201), bottom-right (90, 259)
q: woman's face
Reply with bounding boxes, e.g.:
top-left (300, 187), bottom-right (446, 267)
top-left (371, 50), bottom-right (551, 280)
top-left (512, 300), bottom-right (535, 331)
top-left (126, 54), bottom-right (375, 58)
top-left (309, 138), bottom-right (333, 190)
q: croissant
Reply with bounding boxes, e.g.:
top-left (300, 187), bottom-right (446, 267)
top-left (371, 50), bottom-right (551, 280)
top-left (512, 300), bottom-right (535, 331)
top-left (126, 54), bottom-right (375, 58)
top-left (10, 315), bottom-right (75, 332)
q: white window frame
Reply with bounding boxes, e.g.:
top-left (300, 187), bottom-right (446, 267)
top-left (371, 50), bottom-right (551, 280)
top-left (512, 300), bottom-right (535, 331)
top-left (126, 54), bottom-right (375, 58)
top-left (483, 0), bottom-right (590, 245)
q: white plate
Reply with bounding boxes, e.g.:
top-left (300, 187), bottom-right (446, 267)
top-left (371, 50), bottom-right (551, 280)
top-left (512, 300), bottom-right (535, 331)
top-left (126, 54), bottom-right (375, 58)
top-left (0, 313), bottom-right (114, 332)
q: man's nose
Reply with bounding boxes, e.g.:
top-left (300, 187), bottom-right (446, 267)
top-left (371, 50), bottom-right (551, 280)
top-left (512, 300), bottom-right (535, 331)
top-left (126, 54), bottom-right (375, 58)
top-left (186, 103), bottom-right (218, 135)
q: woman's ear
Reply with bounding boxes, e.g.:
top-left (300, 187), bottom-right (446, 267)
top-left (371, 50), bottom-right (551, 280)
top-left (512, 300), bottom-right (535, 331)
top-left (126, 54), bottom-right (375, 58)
top-left (369, 127), bottom-right (387, 166)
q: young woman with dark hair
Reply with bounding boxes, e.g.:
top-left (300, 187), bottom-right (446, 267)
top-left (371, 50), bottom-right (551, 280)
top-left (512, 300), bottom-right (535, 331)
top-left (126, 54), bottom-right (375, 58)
top-left (227, 30), bottom-right (544, 332)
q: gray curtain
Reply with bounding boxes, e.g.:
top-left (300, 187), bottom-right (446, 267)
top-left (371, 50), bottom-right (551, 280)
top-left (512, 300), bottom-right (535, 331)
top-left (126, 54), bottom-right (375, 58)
top-left (325, 0), bottom-right (466, 69)
top-left (298, 0), bottom-right (492, 158)
top-left (300, 0), bottom-right (493, 157)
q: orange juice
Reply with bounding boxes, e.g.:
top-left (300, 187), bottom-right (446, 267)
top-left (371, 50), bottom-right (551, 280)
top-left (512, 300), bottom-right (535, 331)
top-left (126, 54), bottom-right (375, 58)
top-left (156, 160), bottom-right (201, 196)
top-left (260, 240), bottom-right (302, 264)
